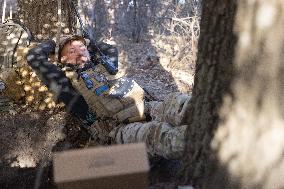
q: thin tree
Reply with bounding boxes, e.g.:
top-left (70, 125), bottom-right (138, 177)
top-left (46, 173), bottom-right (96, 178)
top-left (180, 0), bottom-right (284, 189)
top-left (1, 0), bottom-right (6, 23)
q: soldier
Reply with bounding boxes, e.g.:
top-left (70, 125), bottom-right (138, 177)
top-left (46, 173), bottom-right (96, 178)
top-left (26, 35), bottom-right (191, 159)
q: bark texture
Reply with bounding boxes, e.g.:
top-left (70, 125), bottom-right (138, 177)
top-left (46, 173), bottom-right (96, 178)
top-left (180, 1), bottom-right (237, 187)
top-left (181, 0), bottom-right (284, 189)
top-left (17, 0), bottom-right (77, 40)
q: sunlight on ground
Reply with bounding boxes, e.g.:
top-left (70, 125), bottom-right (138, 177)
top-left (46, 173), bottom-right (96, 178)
top-left (172, 70), bottom-right (194, 93)
top-left (10, 155), bottom-right (36, 168)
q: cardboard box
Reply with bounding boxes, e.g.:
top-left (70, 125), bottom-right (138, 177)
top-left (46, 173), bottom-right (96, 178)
top-left (53, 143), bottom-right (149, 189)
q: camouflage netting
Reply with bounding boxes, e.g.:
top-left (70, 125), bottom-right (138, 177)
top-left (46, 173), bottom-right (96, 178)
top-left (15, 46), bottom-right (62, 110)
top-left (0, 68), bottom-right (24, 101)
top-left (0, 21), bottom-right (30, 69)
top-left (0, 22), bottom-right (62, 110)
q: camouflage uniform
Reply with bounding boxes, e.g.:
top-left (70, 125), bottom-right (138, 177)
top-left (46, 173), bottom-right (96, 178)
top-left (25, 36), bottom-right (191, 159)
top-left (112, 122), bottom-right (187, 159)
top-left (110, 93), bottom-right (191, 159)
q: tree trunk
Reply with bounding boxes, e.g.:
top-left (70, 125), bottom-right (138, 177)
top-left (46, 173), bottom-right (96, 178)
top-left (180, 0), bottom-right (284, 189)
top-left (17, 0), bottom-right (77, 40)
top-left (93, 0), bottom-right (107, 39)
top-left (132, 0), bottom-right (140, 42)
top-left (131, 0), bottom-right (149, 42)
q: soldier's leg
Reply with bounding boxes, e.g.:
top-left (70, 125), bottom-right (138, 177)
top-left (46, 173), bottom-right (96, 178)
top-left (145, 92), bottom-right (191, 126)
top-left (110, 121), bottom-right (187, 159)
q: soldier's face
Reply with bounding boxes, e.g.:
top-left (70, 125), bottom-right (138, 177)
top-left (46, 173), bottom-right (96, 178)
top-left (60, 40), bottom-right (90, 65)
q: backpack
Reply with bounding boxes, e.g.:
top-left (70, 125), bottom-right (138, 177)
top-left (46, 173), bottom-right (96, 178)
top-left (0, 20), bottom-right (32, 69)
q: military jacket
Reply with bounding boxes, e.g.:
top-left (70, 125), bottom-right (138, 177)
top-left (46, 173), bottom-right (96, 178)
top-left (62, 63), bottom-right (145, 122)
top-left (26, 38), bottom-right (145, 122)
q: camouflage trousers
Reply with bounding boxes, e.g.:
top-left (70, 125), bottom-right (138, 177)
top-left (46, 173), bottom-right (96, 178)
top-left (94, 92), bottom-right (192, 159)
top-left (111, 122), bottom-right (188, 159)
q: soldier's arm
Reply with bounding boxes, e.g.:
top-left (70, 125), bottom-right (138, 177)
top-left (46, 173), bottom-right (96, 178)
top-left (88, 40), bottom-right (119, 75)
top-left (26, 40), bottom-right (89, 120)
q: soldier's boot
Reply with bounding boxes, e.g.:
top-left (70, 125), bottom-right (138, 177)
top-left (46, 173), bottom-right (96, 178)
top-left (111, 121), bottom-right (187, 159)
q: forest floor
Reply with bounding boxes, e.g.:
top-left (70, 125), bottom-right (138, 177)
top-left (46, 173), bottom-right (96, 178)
top-left (0, 35), bottom-right (195, 189)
